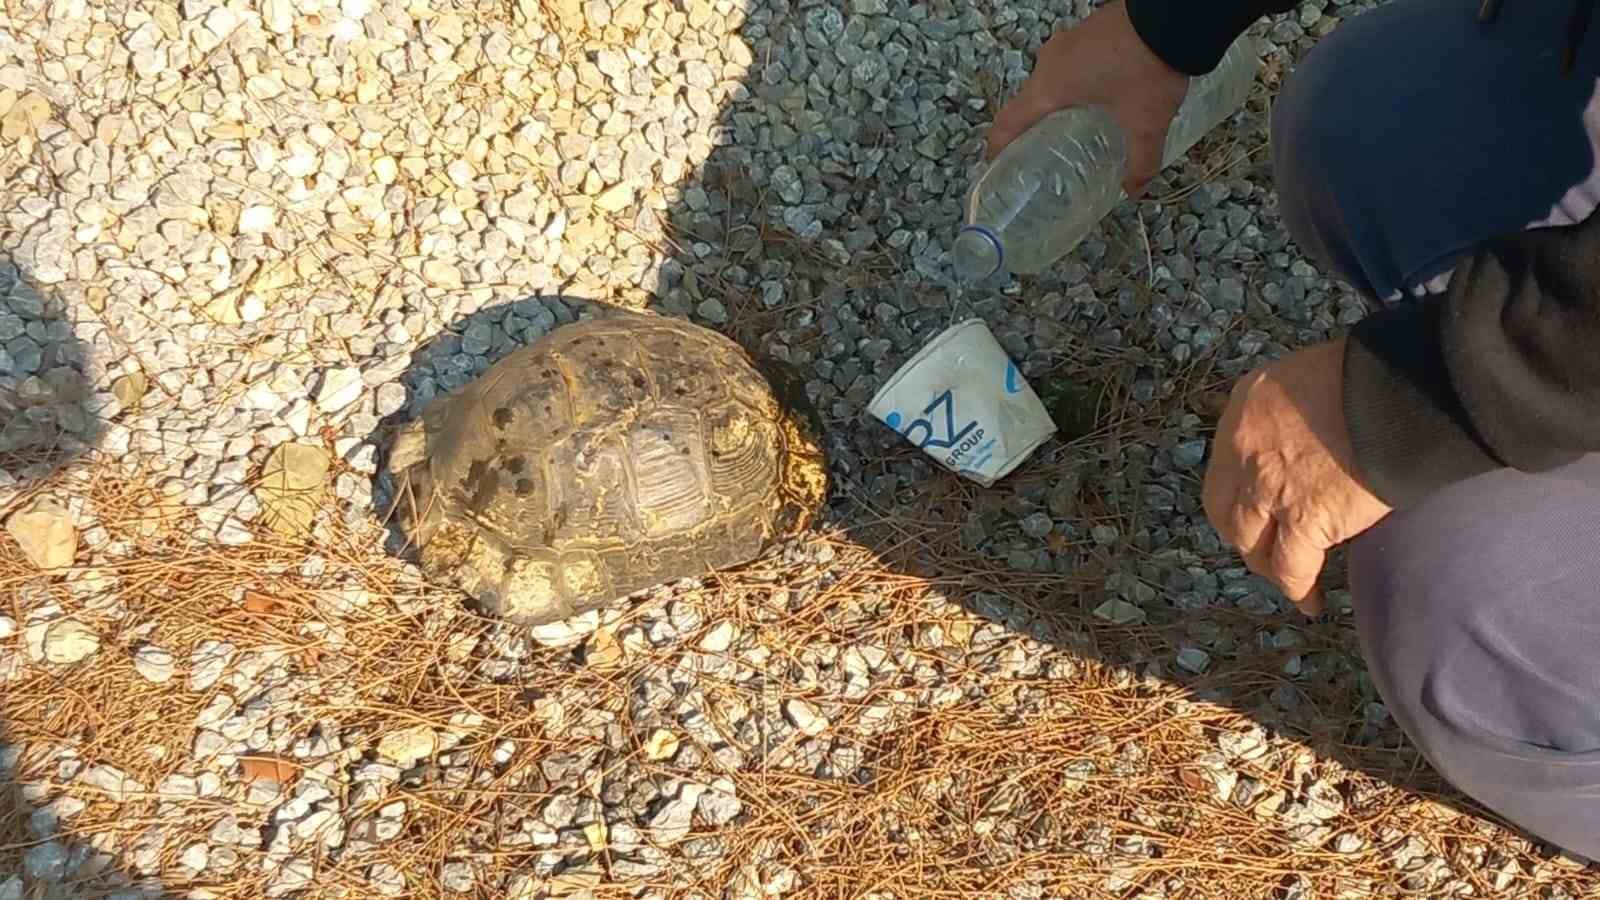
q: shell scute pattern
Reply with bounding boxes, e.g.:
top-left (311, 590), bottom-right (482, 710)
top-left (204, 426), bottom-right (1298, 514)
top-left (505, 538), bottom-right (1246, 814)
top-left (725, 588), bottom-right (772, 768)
top-left (386, 311), bottom-right (830, 626)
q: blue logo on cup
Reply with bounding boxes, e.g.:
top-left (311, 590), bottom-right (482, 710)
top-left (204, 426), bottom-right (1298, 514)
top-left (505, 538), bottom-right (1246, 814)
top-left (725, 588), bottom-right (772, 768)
top-left (889, 390), bottom-right (974, 450)
top-left (1004, 361), bottom-right (1021, 394)
top-left (883, 389), bottom-right (990, 471)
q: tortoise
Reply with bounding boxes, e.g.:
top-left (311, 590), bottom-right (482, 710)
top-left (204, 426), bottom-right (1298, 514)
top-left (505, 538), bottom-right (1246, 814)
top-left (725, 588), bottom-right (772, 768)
top-left (384, 308), bottom-right (830, 626)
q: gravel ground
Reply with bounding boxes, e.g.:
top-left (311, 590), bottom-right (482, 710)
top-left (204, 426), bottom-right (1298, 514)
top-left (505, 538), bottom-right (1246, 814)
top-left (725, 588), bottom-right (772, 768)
top-left (3, 0), bottom-right (1598, 897)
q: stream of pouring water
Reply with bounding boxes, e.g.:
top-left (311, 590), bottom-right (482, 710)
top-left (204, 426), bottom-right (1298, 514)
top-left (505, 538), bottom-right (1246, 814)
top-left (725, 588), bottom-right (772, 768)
top-left (939, 256), bottom-right (982, 329)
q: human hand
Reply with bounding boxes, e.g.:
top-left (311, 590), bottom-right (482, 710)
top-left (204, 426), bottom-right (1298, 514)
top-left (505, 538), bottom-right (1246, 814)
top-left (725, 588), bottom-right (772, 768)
top-left (1202, 339), bottom-right (1394, 617)
top-left (985, 0), bottom-right (1191, 196)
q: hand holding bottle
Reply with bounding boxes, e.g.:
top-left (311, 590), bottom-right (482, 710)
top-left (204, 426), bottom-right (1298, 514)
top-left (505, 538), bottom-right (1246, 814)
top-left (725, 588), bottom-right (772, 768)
top-left (986, 0), bottom-right (1191, 197)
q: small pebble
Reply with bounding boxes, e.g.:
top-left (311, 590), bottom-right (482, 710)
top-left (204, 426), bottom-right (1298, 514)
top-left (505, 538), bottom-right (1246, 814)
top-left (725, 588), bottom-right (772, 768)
top-left (40, 619), bottom-right (98, 664)
top-left (699, 620), bottom-right (737, 653)
top-left (1172, 439), bottom-right (1207, 469)
top-left (180, 843), bottom-right (210, 873)
top-left (23, 841), bottom-right (67, 881)
top-left (189, 640), bottom-right (234, 691)
top-left (133, 643), bottom-right (176, 679)
top-left (441, 861), bottom-right (475, 893)
top-left (695, 298), bottom-right (728, 323)
top-left (784, 699), bottom-right (828, 736)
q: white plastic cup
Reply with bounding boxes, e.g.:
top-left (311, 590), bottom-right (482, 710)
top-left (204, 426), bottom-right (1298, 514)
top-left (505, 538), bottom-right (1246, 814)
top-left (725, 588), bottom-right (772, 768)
top-left (868, 319), bottom-right (1057, 487)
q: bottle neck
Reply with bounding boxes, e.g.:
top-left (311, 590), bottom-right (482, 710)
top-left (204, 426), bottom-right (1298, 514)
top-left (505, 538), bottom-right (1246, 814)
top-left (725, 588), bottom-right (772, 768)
top-left (952, 225), bottom-right (1002, 283)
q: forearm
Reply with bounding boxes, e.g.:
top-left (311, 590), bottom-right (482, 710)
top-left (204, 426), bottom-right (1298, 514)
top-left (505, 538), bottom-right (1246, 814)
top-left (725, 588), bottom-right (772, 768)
top-left (1124, 0), bottom-right (1302, 75)
top-left (1342, 216), bottom-right (1600, 507)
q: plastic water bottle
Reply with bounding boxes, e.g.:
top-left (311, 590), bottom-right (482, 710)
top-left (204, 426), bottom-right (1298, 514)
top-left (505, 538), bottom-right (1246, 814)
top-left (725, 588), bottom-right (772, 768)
top-left (953, 34), bottom-right (1261, 282)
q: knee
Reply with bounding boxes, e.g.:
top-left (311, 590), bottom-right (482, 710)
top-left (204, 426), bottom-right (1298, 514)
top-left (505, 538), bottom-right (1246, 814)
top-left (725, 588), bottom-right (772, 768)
top-left (1268, 35), bottom-right (1357, 206)
top-left (1268, 17), bottom-right (1392, 291)
top-left (1346, 464), bottom-right (1600, 857)
top-left (1349, 475), bottom-right (1600, 752)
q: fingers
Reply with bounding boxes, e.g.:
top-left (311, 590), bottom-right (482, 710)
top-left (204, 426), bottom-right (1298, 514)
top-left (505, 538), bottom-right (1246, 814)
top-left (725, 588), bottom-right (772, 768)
top-left (986, 29), bottom-right (1074, 160)
top-left (1243, 520), bottom-right (1328, 618)
top-left (1206, 462), bottom-right (1327, 618)
top-left (1203, 369), bottom-right (1334, 619)
top-left (986, 89), bottom-right (1054, 160)
top-left (1273, 531), bottom-right (1326, 616)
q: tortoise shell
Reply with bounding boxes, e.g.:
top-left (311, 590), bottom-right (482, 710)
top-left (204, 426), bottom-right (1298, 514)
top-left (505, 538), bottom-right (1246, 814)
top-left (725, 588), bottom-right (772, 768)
top-left (385, 309), bottom-right (829, 625)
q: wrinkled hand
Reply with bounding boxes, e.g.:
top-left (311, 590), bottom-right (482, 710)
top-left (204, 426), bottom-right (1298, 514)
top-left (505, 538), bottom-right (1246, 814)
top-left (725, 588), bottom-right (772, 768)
top-left (1202, 339), bottom-right (1394, 617)
top-left (986, 0), bottom-right (1191, 196)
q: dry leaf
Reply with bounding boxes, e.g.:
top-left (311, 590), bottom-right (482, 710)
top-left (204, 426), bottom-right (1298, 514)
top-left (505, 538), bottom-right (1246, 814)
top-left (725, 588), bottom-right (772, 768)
top-left (643, 729), bottom-right (679, 760)
top-left (583, 821), bottom-right (608, 851)
top-left (2, 91), bottom-right (51, 141)
top-left (584, 628), bottom-right (624, 668)
top-left (945, 619), bottom-right (973, 647)
top-left (239, 756), bottom-right (299, 785)
top-left (1253, 789), bottom-right (1289, 819)
top-left (243, 590), bottom-right (290, 617)
top-left (942, 722), bottom-right (976, 744)
top-left (201, 288), bottom-right (243, 325)
top-left (206, 122), bottom-right (261, 140)
top-left (1178, 767), bottom-right (1211, 793)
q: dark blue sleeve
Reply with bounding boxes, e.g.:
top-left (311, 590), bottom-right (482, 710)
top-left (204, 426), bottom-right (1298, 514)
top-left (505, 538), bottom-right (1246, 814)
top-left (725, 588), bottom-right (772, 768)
top-left (1342, 212), bottom-right (1600, 507)
top-left (1124, 0), bottom-right (1301, 75)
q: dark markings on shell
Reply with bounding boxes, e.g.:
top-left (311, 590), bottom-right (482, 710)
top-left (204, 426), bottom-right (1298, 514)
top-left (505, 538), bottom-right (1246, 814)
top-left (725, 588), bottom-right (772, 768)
top-left (516, 478), bottom-right (535, 497)
top-left (493, 407), bottom-right (514, 428)
top-left (467, 459), bottom-right (500, 513)
top-left (506, 456), bottom-right (526, 474)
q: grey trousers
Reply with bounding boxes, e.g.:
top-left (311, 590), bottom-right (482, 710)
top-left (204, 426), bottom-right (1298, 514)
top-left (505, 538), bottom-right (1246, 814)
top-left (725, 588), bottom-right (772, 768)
top-left (1271, 0), bottom-right (1600, 859)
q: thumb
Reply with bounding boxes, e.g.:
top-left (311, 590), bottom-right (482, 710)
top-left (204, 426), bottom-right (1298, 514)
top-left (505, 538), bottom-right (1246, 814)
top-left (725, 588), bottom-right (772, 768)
top-left (1269, 529), bottom-right (1327, 618)
top-left (1295, 585), bottom-right (1326, 619)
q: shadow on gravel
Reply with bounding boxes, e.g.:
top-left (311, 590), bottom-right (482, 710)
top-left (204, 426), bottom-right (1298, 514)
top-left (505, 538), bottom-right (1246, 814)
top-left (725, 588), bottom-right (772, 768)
top-left (0, 721), bottom-right (171, 899)
top-left (360, 283), bottom-right (1522, 866)
top-left (0, 258), bottom-right (104, 503)
top-left (366, 0), bottom-right (1571, 877)
top-left (617, 0), bottom-right (1552, 861)
top-left (0, 260), bottom-right (165, 898)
